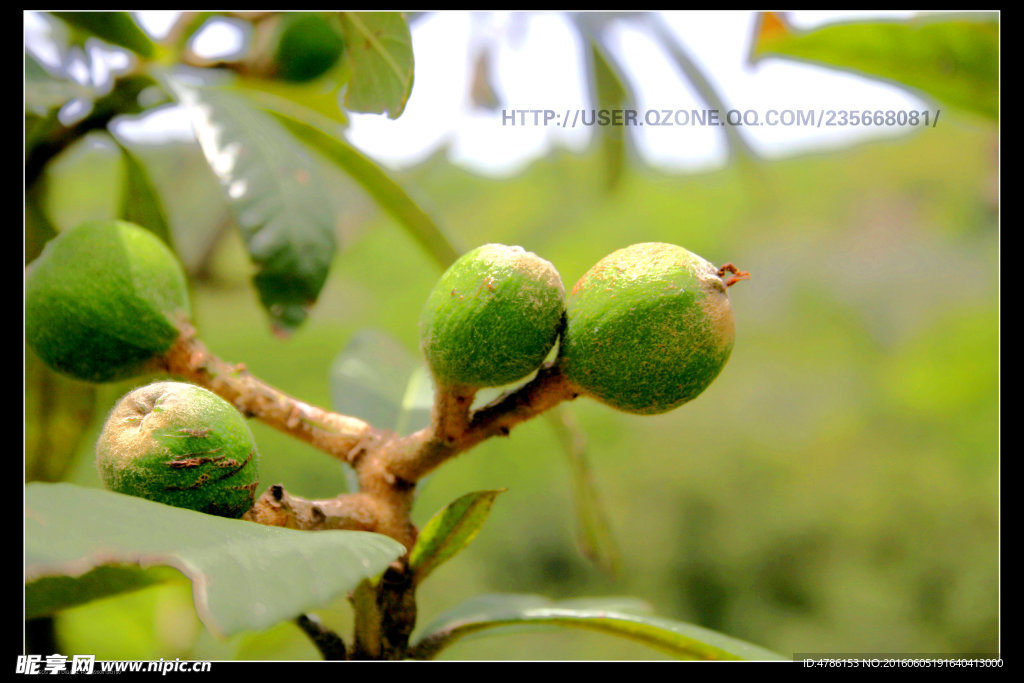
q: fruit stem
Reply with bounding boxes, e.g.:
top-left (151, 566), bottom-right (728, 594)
top-left (431, 383), bottom-right (477, 444)
top-left (385, 363), bottom-right (580, 483)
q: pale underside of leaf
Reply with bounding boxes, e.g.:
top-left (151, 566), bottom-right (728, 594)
top-left (25, 483), bottom-right (405, 637)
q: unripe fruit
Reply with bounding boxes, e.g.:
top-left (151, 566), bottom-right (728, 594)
top-left (273, 13), bottom-right (345, 83)
top-left (420, 244), bottom-right (565, 389)
top-left (559, 242), bottom-right (741, 415)
top-left (25, 220), bottom-right (190, 383)
top-left (96, 382), bottom-right (260, 518)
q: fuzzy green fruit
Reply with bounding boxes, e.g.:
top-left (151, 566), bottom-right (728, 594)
top-left (25, 220), bottom-right (190, 383)
top-left (96, 382), bottom-right (260, 518)
top-left (273, 13), bottom-right (345, 83)
top-left (420, 244), bottom-right (565, 389)
top-left (559, 243), bottom-right (737, 415)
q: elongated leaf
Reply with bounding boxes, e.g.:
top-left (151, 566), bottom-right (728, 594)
top-left (116, 141), bottom-right (175, 248)
top-left (170, 83), bottom-right (338, 331)
top-left (544, 409), bottom-right (619, 577)
top-left (235, 73), bottom-right (350, 127)
top-left (751, 12), bottom-right (998, 120)
top-left (270, 110), bottom-right (461, 269)
top-left (50, 12), bottom-right (156, 58)
top-left (339, 12), bottom-right (414, 118)
top-left (25, 483), bottom-right (405, 637)
top-left (583, 38), bottom-right (634, 190)
top-left (25, 349), bottom-right (97, 484)
top-left (649, 14), bottom-right (754, 161)
top-left (469, 48), bottom-right (500, 110)
top-left (410, 490), bottom-right (504, 585)
top-left (410, 594), bottom-right (786, 661)
top-left (329, 329), bottom-right (431, 434)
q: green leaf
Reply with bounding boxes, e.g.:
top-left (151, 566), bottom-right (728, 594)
top-left (750, 12), bottom-right (998, 120)
top-left (169, 83), bottom-right (338, 332)
top-left (26, 483), bottom-right (406, 637)
top-left (269, 110), bottom-right (461, 269)
top-left (50, 12), bottom-right (156, 58)
top-left (26, 565), bottom-right (179, 620)
top-left (25, 53), bottom-right (91, 116)
top-left (338, 12), bottom-right (415, 118)
top-left (544, 409), bottom-right (620, 578)
top-left (649, 14), bottom-right (754, 161)
top-left (116, 141), bottom-right (175, 249)
top-left (234, 70), bottom-right (350, 127)
top-left (25, 175), bottom-right (58, 265)
top-left (468, 48), bottom-right (500, 110)
top-left (583, 38), bottom-right (634, 190)
top-left (329, 329), bottom-right (432, 434)
top-left (396, 366), bottom-right (434, 437)
top-left (409, 490), bottom-right (504, 586)
top-left (410, 594), bottom-right (786, 661)
top-left (25, 349), bottom-right (97, 484)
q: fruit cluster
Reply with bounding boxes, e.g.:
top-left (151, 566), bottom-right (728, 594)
top-left (26, 220), bottom-right (744, 517)
top-left (419, 242), bottom-right (743, 415)
top-left (27, 220), bottom-right (260, 518)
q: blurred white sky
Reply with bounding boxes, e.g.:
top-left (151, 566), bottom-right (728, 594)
top-left (28, 10), bottom-right (936, 176)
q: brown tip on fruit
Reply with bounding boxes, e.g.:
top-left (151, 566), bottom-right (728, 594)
top-left (717, 263), bottom-right (750, 288)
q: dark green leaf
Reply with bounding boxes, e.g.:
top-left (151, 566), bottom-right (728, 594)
top-left (170, 83), bottom-right (338, 332)
top-left (51, 12), bottom-right (156, 58)
top-left (409, 490), bottom-right (505, 585)
top-left (329, 329), bottom-right (432, 434)
top-left (116, 141), bottom-right (175, 248)
top-left (338, 12), bottom-right (415, 118)
top-left (26, 483), bottom-right (406, 636)
top-left (26, 565), bottom-right (179, 620)
top-left (751, 12), bottom-right (998, 120)
top-left (270, 110), bottom-right (462, 269)
top-left (410, 594), bottom-right (786, 661)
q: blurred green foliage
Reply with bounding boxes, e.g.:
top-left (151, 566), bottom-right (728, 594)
top-left (31, 105), bottom-right (997, 658)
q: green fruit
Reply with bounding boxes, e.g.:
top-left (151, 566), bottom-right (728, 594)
top-left (25, 220), bottom-right (190, 383)
top-left (273, 13), bottom-right (345, 83)
top-left (559, 243), bottom-right (737, 415)
top-left (96, 382), bottom-right (260, 518)
top-left (420, 244), bottom-right (566, 389)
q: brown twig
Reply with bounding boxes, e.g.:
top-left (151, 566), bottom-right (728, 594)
top-left (158, 325), bottom-right (580, 659)
top-left (242, 485), bottom-right (381, 531)
top-left (295, 613), bottom-right (347, 661)
top-left (160, 325), bottom-right (386, 464)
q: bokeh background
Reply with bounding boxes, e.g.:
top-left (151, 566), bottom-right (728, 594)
top-left (25, 11), bottom-right (999, 660)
